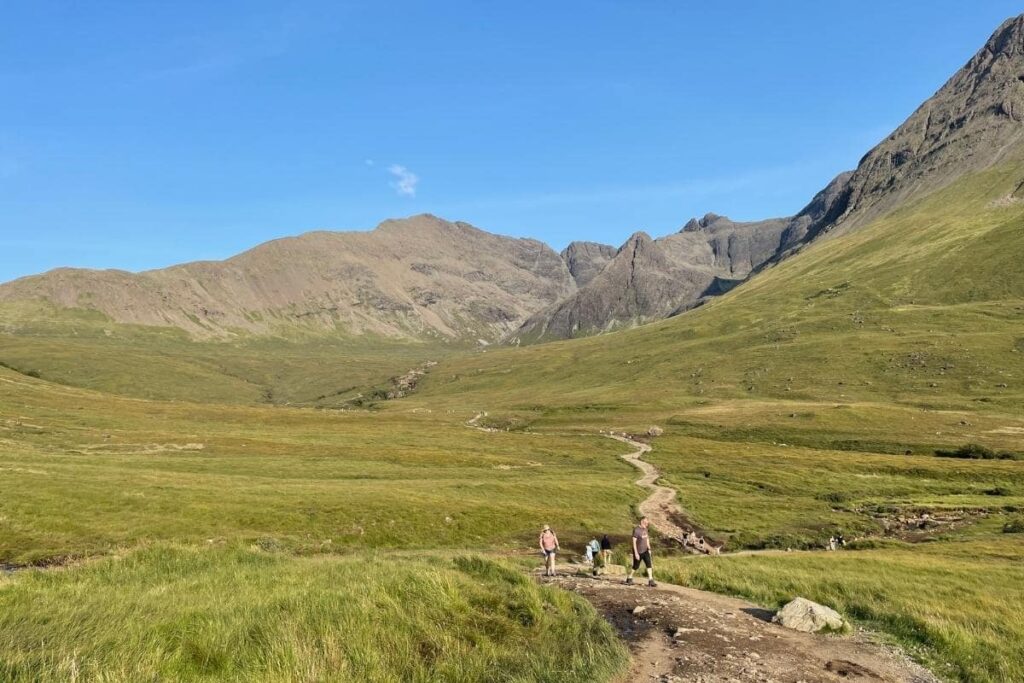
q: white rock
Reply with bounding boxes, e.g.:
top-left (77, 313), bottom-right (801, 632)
top-left (772, 597), bottom-right (845, 633)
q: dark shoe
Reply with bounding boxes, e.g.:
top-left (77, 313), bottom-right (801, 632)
top-left (625, 577), bottom-right (634, 585)
top-left (648, 579), bottom-right (658, 587)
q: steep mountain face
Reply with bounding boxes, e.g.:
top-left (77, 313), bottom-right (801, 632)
top-left (781, 14), bottom-right (1024, 250)
top-left (561, 241), bottom-right (617, 287)
top-left (0, 215), bottom-right (574, 342)
top-left (520, 14), bottom-right (1024, 340)
top-left (516, 215), bottom-right (790, 340)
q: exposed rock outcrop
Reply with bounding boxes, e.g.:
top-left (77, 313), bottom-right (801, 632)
top-left (780, 14), bottom-right (1024, 251)
top-left (518, 215), bottom-right (789, 340)
top-left (560, 241), bottom-right (617, 287)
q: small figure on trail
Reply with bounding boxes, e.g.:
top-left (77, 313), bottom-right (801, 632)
top-left (828, 536), bottom-right (837, 551)
top-left (588, 538), bottom-right (602, 575)
top-left (625, 516), bottom-right (657, 587)
top-left (600, 534), bottom-right (613, 566)
top-left (584, 540), bottom-right (595, 565)
top-left (539, 524), bottom-right (560, 577)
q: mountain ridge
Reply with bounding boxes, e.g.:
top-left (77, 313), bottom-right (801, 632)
top-left (4, 14), bottom-right (1024, 344)
top-left (516, 13), bottom-right (1024, 340)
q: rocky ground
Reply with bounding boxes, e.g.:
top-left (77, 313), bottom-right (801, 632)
top-left (543, 571), bottom-right (938, 683)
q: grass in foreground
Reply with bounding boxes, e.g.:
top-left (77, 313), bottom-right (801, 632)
top-left (0, 545), bottom-right (628, 682)
top-left (659, 538), bottom-right (1024, 683)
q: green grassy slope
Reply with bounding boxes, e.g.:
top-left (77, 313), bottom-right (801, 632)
top-left (0, 366), bottom-right (638, 565)
top-left (0, 301), bottom-right (457, 406)
top-left (0, 546), bottom-right (627, 682)
top-left (400, 165), bottom-right (1024, 681)
top-left (417, 165), bottom-right (1024, 417)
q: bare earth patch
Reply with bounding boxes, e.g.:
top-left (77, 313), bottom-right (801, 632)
top-left (544, 572), bottom-right (938, 683)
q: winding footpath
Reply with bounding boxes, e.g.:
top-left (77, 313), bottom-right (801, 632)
top-left (607, 433), bottom-right (702, 550)
top-left (508, 426), bottom-right (936, 682)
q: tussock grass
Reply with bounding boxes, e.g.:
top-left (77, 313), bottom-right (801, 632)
top-left (0, 545), bottom-right (627, 682)
top-left (659, 539), bottom-right (1024, 683)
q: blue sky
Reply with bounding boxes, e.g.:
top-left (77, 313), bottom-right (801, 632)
top-left (1, 1), bottom-right (1020, 282)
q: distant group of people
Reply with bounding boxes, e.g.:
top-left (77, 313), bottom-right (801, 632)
top-left (538, 516), bottom-right (658, 587)
top-left (827, 533), bottom-right (846, 551)
top-left (683, 530), bottom-right (720, 555)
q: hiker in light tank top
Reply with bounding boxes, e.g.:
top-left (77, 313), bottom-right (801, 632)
top-left (539, 524), bottom-right (560, 577)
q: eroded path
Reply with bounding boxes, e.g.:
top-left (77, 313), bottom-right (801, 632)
top-left (608, 434), bottom-right (694, 546)
top-left (538, 434), bottom-right (937, 682)
top-left (545, 571), bottom-right (937, 683)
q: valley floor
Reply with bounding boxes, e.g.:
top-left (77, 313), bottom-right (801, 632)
top-left (2, 363), bottom-right (1023, 681)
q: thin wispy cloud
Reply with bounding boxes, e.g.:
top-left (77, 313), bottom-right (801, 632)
top-left (388, 164), bottom-right (419, 197)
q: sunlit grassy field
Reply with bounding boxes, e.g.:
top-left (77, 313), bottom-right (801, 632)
top-left (659, 539), bottom-right (1024, 683)
top-left (0, 300), bottom-right (456, 406)
top-left (0, 546), bottom-right (627, 682)
top-left (0, 366), bottom-right (638, 565)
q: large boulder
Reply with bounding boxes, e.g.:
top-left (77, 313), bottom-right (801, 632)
top-left (772, 597), bottom-right (845, 633)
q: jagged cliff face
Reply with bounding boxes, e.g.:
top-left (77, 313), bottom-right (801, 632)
top-left (519, 15), bottom-right (1024, 341)
top-left (783, 14), bottom-right (1024, 249)
top-left (0, 215), bottom-right (574, 342)
top-left (561, 241), bottom-right (618, 287)
top-left (516, 215), bottom-right (790, 340)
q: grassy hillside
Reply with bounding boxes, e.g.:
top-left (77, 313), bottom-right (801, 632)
top-left (0, 546), bottom-right (627, 682)
top-left (0, 366), bottom-right (637, 565)
top-left (397, 165), bottom-right (1024, 682)
top-left (417, 165), bottom-right (1024, 417)
top-left (0, 300), bottom-right (457, 406)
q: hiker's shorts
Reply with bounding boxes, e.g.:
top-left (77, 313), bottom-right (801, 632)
top-left (632, 550), bottom-right (652, 570)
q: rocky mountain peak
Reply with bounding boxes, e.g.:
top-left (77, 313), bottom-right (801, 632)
top-left (781, 13), bottom-right (1024, 249)
top-left (560, 240), bottom-right (617, 287)
top-left (987, 14), bottom-right (1024, 58)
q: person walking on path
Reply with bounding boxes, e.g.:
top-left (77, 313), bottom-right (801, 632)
top-left (539, 524), bottom-right (560, 577)
top-left (600, 534), bottom-right (613, 567)
top-left (625, 517), bottom-right (657, 587)
top-left (588, 538), bottom-right (602, 575)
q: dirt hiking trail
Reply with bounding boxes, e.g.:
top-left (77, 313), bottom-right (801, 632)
top-left (545, 571), bottom-right (937, 683)
top-left (538, 434), bottom-right (937, 682)
top-left (608, 434), bottom-right (695, 547)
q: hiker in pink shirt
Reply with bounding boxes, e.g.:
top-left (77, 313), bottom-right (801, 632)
top-left (539, 524), bottom-right (560, 577)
